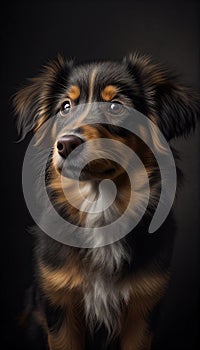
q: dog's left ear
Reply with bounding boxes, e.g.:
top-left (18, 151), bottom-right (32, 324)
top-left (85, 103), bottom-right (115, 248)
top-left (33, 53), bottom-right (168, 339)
top-left (124, 53), bottom-right (200, 140)
top-left (13, 55), bottom-right (74, 140)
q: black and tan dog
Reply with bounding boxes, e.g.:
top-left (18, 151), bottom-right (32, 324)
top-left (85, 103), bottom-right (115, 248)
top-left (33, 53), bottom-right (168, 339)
top-left (14, 53), bottom-right (199, 350)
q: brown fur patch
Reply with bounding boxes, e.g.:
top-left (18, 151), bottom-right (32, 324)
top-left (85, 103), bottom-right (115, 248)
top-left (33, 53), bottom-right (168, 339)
top-left (39, 263), bottom-right (84, 306)
top-left (39, 263), bottom-right (84, 290)
top-left (101, 85), bottom-right (118, 101)
top-left (67, 85), bottom-right (80, 100)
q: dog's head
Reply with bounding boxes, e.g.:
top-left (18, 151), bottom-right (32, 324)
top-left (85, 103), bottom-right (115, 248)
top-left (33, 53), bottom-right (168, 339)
top-left (13, 53), bottom-right (199, 227)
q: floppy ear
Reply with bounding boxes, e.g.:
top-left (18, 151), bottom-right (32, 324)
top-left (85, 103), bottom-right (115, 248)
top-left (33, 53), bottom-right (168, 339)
top-left (124, 53), bottom-right (200, 140)
top-left (13, 55), bottom-right (73, 140)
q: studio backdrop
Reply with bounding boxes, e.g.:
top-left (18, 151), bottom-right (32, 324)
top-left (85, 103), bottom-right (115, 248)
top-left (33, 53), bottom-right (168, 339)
top-left (1, 1), bottom-right (199, 349)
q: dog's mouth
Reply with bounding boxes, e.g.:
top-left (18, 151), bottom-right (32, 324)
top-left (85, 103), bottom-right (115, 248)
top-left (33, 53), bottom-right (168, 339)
top-left (54, 156), bottom-right (121, 181)
top-left (80, 161), bottom-right (120, 180)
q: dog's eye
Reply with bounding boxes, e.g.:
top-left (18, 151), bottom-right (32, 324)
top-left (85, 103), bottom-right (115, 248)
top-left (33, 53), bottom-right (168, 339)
top-left (60, 100), bottom-right (71, 115)
top-left (108, 101), bottom-right (124, 115)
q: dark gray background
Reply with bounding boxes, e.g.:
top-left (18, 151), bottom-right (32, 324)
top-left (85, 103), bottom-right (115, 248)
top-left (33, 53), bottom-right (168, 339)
top-left (1, 0), bottom-right (199, 349)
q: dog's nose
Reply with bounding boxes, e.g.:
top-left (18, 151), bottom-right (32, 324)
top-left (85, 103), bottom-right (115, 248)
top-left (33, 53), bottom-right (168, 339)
top-left (57, 135), bottom-right (83, 158)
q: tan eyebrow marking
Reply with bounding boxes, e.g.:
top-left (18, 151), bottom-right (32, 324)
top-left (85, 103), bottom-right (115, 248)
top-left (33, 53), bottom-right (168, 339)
top-left (67, 85), bottom-right (80, 100)
top-left (101, 85), bottom-right (119, 101)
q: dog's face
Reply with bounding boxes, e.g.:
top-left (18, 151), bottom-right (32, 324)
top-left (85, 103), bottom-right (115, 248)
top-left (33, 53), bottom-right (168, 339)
top-left (13, 54), bottom-right (199, 178)
top-left (51, 61), bottom-right (153, 182)
top-left (13, 53), bottom-right (199, 226)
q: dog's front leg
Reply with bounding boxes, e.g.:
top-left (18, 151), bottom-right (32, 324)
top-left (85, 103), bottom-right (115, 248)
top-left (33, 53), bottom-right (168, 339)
top-left (120, 305), bottom-right (153, 350)
top-left (120, 273), bottom-right (169, 350)
top-left (42, 294), bottom-right (86, 350)
top-left (38, 262), bottom-right (86, 350)
top-left (46, 308), bottom-right (85, 350)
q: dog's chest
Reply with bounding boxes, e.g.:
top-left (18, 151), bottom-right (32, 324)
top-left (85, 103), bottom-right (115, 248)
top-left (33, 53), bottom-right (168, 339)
top-left (83, 275), bottom-right (130, 335)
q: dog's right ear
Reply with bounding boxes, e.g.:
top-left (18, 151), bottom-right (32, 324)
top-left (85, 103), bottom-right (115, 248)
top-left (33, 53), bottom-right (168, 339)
top-left (13, 55), bottom-right (73, 140)
top-left (123, 52), bottom-right (200, 140)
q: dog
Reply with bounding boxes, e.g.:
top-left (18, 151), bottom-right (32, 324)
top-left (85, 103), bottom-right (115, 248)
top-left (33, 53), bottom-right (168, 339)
top-left (14, 53), bottom-right (199, 350)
